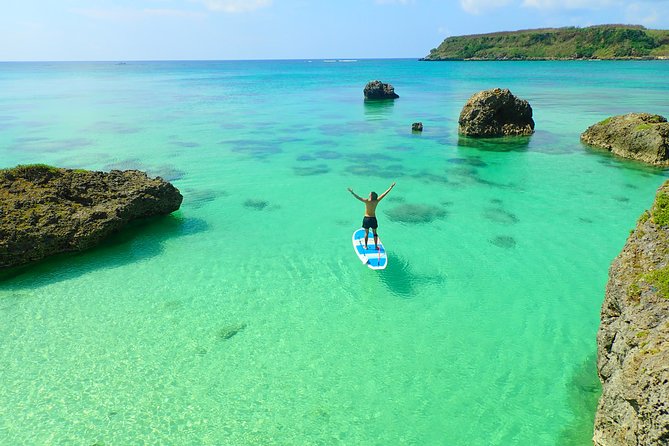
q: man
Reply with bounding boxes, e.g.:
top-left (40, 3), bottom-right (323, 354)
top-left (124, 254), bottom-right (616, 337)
top-left (347, 182), bottom-right (396, 250)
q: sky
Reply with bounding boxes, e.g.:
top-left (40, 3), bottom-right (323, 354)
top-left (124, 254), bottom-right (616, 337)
top-left (1, 0), bottom-right (669, 61)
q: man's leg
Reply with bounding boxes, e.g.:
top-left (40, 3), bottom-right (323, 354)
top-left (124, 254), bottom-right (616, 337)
top-left (373, 230), bottom-right (379, 250)
top-left (364, 228), bottom-right (369, 249)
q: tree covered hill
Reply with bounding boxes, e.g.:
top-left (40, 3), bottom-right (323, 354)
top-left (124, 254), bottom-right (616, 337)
top-left (423, 25), bottom-right (669, 60)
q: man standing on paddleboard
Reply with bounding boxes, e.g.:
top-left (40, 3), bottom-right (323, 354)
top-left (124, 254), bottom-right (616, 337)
top-left (347, 182), bottom-right (396, 250)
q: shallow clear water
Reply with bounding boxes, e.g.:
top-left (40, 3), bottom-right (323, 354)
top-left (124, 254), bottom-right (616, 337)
top-left (1, 59), bottom-right (668, 445)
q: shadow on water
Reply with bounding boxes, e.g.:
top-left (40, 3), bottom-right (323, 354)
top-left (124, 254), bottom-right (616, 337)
top-left (363, 99), bottom-right (395, 120)
top-left (0, 214), bottom-right (209, 289)
top-left (457, 135), bottom-right (531, 152)
top-left (557, 352), bottom-right (602, 446)
top-left (378, 254), bottom-right (445, 298)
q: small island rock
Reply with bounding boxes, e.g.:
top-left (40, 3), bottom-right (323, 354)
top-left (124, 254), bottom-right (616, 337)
top-left (594, 180), bottom-right (669, 445)
top-left (580, 113), bottom-right (669, 166)
top-left (364, 80), bottom-right (399, 100)
top-left (412, 122), bottom-right (423, 132)
top-left (0, 165), bottom-right (183, 269)
top-left (458, 88), bottom-right (535, 137)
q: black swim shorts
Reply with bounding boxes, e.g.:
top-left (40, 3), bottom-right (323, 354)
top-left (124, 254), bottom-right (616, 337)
top-left (362, 216), bottom-right (378, 229)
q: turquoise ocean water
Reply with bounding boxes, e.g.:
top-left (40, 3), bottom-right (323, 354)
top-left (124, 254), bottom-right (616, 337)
top-left (1, 59), bottom-right (668, 445)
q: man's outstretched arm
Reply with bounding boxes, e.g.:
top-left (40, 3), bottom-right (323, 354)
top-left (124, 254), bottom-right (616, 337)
top-left (347, 187), bottom-right (366, 202)
top-left (378, 182), bottom-right (396, 201)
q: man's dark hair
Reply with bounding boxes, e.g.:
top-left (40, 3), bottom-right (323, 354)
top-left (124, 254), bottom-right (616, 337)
top-left (371, 191), bottom-right (378, 200)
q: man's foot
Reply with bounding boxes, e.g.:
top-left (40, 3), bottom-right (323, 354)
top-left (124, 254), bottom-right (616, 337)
top-left (363, 245), bottom-right (368, 250)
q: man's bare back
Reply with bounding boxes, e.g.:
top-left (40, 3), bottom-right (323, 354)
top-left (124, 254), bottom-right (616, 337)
top-left (347, 182), bottom-right (396, 249)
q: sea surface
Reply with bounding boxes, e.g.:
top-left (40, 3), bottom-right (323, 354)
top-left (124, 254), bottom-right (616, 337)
top-left (1, 59), bottom-right (668, 445)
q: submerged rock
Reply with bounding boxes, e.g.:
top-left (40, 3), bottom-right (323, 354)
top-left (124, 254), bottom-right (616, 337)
top-left (594, 180), bottom-right (669, 445)
top-left (0, 165), bottom-right (182, 269)
top-left (581, 113), bottom-right (669, 166)
top-left (363, 80), bottom-right (399, 100)
top-left (458, 88), bottom-right (534, 137)
top-left (384, 203), bottom-right (446, 224)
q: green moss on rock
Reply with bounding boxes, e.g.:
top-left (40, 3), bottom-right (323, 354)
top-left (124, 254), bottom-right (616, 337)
top-left (651, 192), bottom-right (669, 227)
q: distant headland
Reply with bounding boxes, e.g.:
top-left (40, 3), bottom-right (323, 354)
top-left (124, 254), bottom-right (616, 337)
top-left (422, 24), bottom-right (669, 61)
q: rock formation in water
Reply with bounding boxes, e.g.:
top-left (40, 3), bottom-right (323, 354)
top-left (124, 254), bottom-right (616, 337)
top-left (412, 122), bottom-right (424, 132)
top-left (363, 80), bottom-right (399, 100)
top-left (458, 88), bottom-right (534, 137)
top-left (0, 165), bottom-right (183, 269)
top-left (581, 113), bottom-right (669, 166)
top-left (594, 180), bottom-right (669, 445)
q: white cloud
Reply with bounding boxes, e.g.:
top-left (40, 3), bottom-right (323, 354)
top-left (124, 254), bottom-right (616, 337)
top-left (459, 0), bottom-right (512, 14)
top-left (195, 0), bottom-right (272, 13)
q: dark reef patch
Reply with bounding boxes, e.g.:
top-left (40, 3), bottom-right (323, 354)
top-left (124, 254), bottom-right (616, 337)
top-left (385, 203), bottom-right (447, 224)
top-left (184, 188), bottom-right (227, 209)
top-left (243, 199), bottom-right (270, 210)
top-left (105, 158), bottom-right (145, 171)
top-left (447, 157), bottom-right (488, 168)
top-left (348, 164), bottom-right (405, 179)
top-left (483, 207), bottom-right (519, 225)
top-left (613, 196), bottom-right (630, 203)
top-left (218, 323), bottom-right (247, 340)
top-left (579, 217), bottom-right (594, 224)
top-left (172, 141), bottom-right (201, 148)
top-left (387, 196), bottom-right (406, 203)
top-left (489, 235), bottom-right (517, 249)
top-left (223, 139), bottom-right (281, 159)
top-left (296, 154), bottom-right (315, 162)
top-left (386, 145), bottom-right (414, 152)
top-left (293, 164), bottom-right (330, 176)
top-left (314, 150), bottom-right (342, 160)
top-left (148, 165), bottom-right (186, 182)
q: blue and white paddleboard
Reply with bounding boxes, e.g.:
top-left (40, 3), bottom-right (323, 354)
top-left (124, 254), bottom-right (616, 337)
top-left (352, 228), bottom-right (388, 270)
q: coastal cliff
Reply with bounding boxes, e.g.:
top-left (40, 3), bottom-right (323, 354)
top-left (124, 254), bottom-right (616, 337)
top-left (0, 165), bottom-right (183, 269)
top-left (594, 180), bottom-right (669, 445)
top-left (424, 25), bottom-right (669, 61)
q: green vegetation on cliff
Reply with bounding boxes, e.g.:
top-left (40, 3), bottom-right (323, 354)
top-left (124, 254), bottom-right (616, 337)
top-left (424, 25), bottom-right (669, 60)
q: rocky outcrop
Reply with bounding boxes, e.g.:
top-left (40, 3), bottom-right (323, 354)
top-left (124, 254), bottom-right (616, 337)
top-left (458, 88), bottom-right (534, 137)
top-left (594, 180), bottom-right (669, 445)
top-left (581, 113), bottom-right (669, 166)
top-left (363, 80), bottom-right (399, 100)
top-left (0, 165), bottom-right (183, 269)
top-left (412, 122), bottom-right (423, 132)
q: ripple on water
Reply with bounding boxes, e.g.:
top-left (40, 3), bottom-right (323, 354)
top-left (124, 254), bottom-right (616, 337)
top-left (379, 255), bottom-right (445, 298)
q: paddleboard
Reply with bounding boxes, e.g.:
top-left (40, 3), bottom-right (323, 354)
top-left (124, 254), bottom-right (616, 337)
top-left (352, 228), bottom-right (388, 270)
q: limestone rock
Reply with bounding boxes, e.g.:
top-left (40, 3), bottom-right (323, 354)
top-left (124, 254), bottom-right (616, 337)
top-left (458, 88), bottom-right (534, 137)
top-left (594, 180), bottom-right (669, 445)
top-left (363, 80), bottom-right (399, 100)
top-left (0, 165), bottom-right (183, 269)
top-left (581, 113), bottom-right (669, 166)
